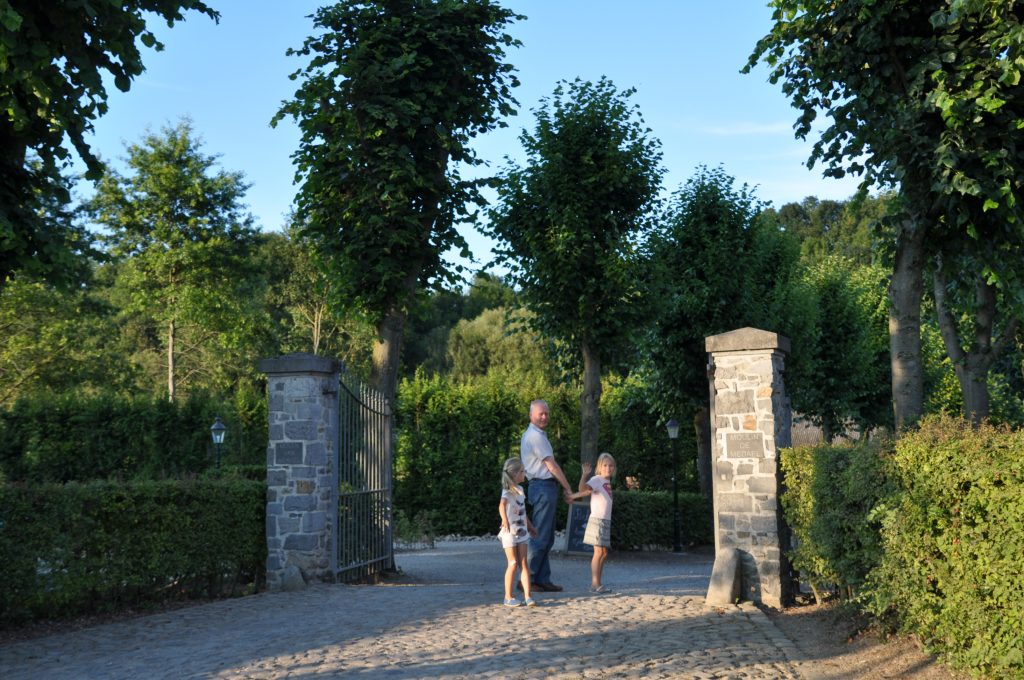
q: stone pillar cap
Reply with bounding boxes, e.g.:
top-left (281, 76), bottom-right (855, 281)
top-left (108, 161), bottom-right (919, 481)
top-left (258, 353), bottom-right (340, 376)
top-left (705, 327), bottom-right (790, 354)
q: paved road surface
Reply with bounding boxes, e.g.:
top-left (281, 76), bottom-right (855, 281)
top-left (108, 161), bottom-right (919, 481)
top-left (0, 540), bottom-right (809, 679)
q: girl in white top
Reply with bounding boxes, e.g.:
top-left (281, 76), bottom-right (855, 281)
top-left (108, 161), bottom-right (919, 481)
top-left (569, 452), bottom-right (616, 593)
top-left (498, 457), bottom-right (538, 607)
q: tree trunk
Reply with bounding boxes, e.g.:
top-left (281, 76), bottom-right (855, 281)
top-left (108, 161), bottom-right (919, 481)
top-left (167, 319), bottom-right (176, 402)
top-left (311, 304), bottom-right (324, 355)
top-left (889, 219), bottom-right (927, 430)
top-left (933, 266), bottom-right (1021, 427)
top-left (580, 340), bottom-right (602, 466)
top-left (371, 308), bottom-right (406, 407)
top-left (693, 407), bottom-right (712, 500)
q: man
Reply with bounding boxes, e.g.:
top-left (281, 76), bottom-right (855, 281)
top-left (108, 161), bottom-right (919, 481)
top-left (520, 399), bottom-right (574, 592)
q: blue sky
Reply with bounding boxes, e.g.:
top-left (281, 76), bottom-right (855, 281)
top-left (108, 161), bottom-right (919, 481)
top-left (81, 1), bottom-right (863, 274)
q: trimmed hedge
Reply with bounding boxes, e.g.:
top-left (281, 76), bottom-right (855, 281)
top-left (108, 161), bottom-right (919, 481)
top-left (612, 490), bottom-right (713, 548)
top-left (0, 391), bottom-right (267, 482)
top-left (866, 417), bottom-right (1024, 678)
top-left (779, 439), bottom-right (896, 601)
top-left (781, 416), bottom-right (1024, 678)
top-left (394, 371), bottom-right (703, 538)
top-left (0, 478), bottom-right (265, 625)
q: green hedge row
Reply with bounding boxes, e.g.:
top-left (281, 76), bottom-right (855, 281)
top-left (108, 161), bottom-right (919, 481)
top-left (779, 438), bottom-right (896, 601)
top-left (394, 371), bottom-right (701, 537)
top-left (866, 417), bottom-right (1024, 678)
top-left (0, 391), bottom-right (267, 482)
top-left (781, 416), bottom-right (1024, 678)
top-left (0, 478), bottom-right (265, 625)
top-left (612, 490), bottom-right (713, 548)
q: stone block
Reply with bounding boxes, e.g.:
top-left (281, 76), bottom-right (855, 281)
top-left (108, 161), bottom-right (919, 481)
top-left (736, 463), bottom-right (754, 475)
top-left (266, 502), bottom-right (284, 517)
top-left (302, 511), bottom-right (327, 532)
top-left (278, 517), bottom-right (300, 533)
top-left (268, 394), bottom-right (285, 412)
top-left (718, 513), bottom-right (735, 531)
top-left (266, 554), bottom-right (283, 572)
top-left (306, 442), bottom-right (328, 466)
top-left (267, 469), bottom-right (287, 486)
top-left (266, 516), bottom-right (277, 538)
top-left (296, 480), bottom-right (315, 494)
top-left (717, 493), bottom-right (753, 513)
top-left (269, 423), bottom-right (284, 440)
top-left (746, 476), bottom-right (777, 494)
top-left (716, 390), bottom-right (755, 415)
top-left (742, 415), bottom-right (757, 430)
top-left (284, 533), bottom-right (319, 551)
top-left (291, 465), bottom-right (316, 480)
top-left (284, 495), bottom-right (317, 512)
top-left (705, 548), bottom-right (742, 605)
top-left (285, 419), bottom-right (317, 441)
top-left (275, 442), bottom-right (303, 465)
top-left (750, 514), bottom-right (777, 533)
top-left (716, 461), bottom-right (734, 479)
top-left (281, 565), bottom-right (307, 591)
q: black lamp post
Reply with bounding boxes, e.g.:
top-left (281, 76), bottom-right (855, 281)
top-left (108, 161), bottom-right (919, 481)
top-left (210, 416), bottom-right (227, 469)
top-left (666, 417), bottom-right (683, 553)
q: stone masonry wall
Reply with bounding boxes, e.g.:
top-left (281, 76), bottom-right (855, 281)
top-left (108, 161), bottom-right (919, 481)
top-left (259, 354), bottom-right (340, 590)
top-left (706, 328), bottom-right (793, 608)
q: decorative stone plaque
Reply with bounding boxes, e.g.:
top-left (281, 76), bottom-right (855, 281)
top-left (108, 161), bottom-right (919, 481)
top-left (726, 432), bottom-right (764, 457)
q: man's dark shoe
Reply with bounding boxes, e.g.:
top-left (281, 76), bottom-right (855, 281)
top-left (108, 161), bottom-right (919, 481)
top-left (538, 582), bottom-right (562, 592)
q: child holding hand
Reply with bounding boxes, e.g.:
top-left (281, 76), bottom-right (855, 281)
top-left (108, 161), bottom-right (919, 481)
top-left (498, 457), bottom-right (538, 607)
top-left (568, 452), bottom-right (616, 593)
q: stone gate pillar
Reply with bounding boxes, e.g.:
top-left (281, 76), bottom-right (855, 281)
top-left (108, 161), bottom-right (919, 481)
top-left (705, 328), bottom-right (793, 608)
top-left (258, 353), bottom-right (340, 591)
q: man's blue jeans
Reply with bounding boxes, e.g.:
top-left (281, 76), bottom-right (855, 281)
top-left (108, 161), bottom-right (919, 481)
top-left (527, 478), bottom-right (558, 585)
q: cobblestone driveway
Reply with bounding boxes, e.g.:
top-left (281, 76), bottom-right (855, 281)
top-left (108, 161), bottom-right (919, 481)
top-left (0, 541), bottom-right (806, 679)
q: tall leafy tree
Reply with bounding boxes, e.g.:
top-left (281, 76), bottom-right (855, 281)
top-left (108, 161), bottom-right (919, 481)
top-left (748, 1), bottom-right (1024, 429)
top-left (800, 257), bottom-right (892, 440)
top-left (273, 0), bottom-right (521, 405)
top-left (256, 226), bottom-right (376, 379)
top-left (0, 0), bottom-right (216, 288)
top-left (88, 120), bottom-right (259, 401)
top-left (488, 78), bottom-right (663, 464)
top-left (0, 278), bottom-right (130, 406)
top-left (644, 167), bottom-right (815, 496)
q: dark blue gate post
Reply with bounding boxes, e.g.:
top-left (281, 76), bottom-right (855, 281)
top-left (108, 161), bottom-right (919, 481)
top-left (259, 353), bottom-right (340, 591)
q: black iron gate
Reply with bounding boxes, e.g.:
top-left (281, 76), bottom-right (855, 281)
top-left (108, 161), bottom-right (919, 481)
top-left (333, 368), bottom-right (394, 581)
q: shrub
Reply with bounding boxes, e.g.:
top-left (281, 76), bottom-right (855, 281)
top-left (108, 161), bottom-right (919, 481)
top-left (779, 439), bottom-right (896, 602)
top-left (865, 416), bottom-right (1024, 678)
top-left (612, 490), bottom-right (712, 548)
top-left (0, 391), bottom-right (266, 482)
top-left (394, 371), bottom-right (704, 538)
top-left (0, 478), bottom-right (265, 625)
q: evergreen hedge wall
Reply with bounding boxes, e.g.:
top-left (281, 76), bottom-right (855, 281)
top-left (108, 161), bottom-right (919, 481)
top-left (394, 371), bottom-right (706, 539)
top-left (867, 417), bottom-right (1024, 678)
top-left (0, 391), bottom-right (266, 482)
top-left (781, 416), bottom-right (1024, 678)
top-left (0, 478), bottom-right (265, 625)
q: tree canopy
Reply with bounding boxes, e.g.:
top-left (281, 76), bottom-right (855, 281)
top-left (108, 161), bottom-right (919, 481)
top-left (747, 0), bottom-right (1024, 428)
top-left (489, 77), bottom-right (663, 463)
top-left (273, 0), bottom-right (521, 403)
top-left (88, 120), bottom-right (259, 400)
top-left (0, 0), bottom-right (217, 287)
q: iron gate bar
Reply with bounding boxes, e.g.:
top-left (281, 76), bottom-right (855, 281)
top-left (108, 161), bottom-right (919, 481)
top-left (334, 368), bottom-right (394, 582)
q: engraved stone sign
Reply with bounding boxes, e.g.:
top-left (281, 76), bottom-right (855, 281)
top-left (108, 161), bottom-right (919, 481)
top-left (726, 432), bottom-right (764, 458)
